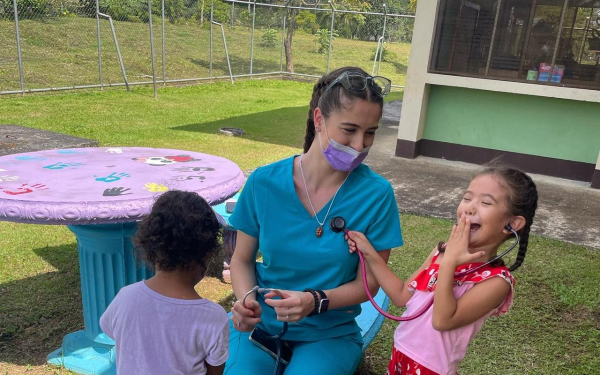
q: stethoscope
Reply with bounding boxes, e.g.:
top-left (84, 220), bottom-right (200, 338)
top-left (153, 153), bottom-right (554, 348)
top-left (329, 216), bottom-right (520, 322)
top-left (242, 286), bottom-right (288, 375)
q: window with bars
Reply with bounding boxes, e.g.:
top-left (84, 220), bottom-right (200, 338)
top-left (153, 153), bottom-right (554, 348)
top-left (430, 0), bottom-right (600, 90)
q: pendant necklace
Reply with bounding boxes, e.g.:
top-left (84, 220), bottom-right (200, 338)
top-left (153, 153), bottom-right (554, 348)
top-left (299, 154), bottom-right (350, 237)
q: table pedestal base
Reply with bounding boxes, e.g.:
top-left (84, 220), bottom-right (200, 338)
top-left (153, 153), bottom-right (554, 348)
top-left (47, 331), bottom-right (115, 375)
top-left (47, 222), bottom-right (152, 374)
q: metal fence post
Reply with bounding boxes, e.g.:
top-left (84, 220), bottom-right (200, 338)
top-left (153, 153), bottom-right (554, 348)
top-left (326, 1), bottom-right (335, 74)
top-left (211, 21), bottom-right (234, 84)
top-left (162, 0), bottom-right (166, 86)
top-left (12, 0), bottom-right (25, 95)
top-left (250, 0), bottom-right (257, 75)
top-left (279, 10), bottom-right (286, 73)
top-left (210, 0), bottom-right (214, 78)
top-left (382, 4), bottom-right (388, 41)
top-left (98, 13), bottom-right (130, 91)
top-left (95, 0), bottom-right (103, 90)
top-left (378, 4), bottom-right (387, 75)
top-left (148, 0), bottom-right (157, 98)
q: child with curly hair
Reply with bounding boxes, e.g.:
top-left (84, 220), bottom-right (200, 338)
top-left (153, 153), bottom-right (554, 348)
top-left (100, 190), bottom-right (229, 375)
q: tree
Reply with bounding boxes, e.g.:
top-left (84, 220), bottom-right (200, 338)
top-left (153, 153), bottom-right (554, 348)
top-left (284, 6), bottom-right (298, 72)
top-left (283, 0), bottom-right (365, 73)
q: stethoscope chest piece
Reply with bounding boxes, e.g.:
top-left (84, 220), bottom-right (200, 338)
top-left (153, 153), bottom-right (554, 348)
top-left (330, 216), bottom-right (346, 233)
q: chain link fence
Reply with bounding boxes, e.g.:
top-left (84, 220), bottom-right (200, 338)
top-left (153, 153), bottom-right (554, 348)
top-left (0, 0), bottom-right (414, 95)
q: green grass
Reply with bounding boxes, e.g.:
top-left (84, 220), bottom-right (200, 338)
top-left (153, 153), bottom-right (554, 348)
top-left (0, 82), bottom-right (599, 375)
top-left (0, 16), bottom-right (411, 92)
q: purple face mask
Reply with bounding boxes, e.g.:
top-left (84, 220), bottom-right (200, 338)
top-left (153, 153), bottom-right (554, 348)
top-left (319, 122), bottom-right (371, 172)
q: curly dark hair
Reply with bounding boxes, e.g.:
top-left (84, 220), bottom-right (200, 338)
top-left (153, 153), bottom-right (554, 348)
top-left (304, 66), bottom-right (385, 153)
top-left (133, 190), bottom-right (223, 272)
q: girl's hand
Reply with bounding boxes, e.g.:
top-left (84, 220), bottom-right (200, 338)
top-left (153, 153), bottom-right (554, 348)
top-left (443, 214), bottom-right (485, 267)
top-left (263, 290), bottom-right (315, 322)
top-left (231, 298), bottom-right (262, 332)
top-left (345, 231), bottom-right (377, 260)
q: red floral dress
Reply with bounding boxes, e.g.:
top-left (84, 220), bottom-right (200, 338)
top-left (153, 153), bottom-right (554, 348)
top-left (386, 251), bottom-right (515, 375)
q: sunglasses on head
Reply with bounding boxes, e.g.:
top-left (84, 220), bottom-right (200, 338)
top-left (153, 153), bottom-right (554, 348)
top-left (322, 71), bottom-right (392, 98)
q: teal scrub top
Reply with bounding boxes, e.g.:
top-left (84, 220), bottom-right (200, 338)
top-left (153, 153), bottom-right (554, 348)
top-left (230, 156), bottom-right (403, 341)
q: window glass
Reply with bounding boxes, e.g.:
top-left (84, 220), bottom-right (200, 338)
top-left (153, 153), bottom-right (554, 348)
top-left (431, 0), bottom-right (600, 89)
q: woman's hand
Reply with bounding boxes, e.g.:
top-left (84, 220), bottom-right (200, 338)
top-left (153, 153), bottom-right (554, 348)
top-left (263, 290), bottom-right (315, 323)
top-left (443, 214), bottom-right (485, 267)
top-left (345, 231), bottom-right (378, 260)
top-left (231, 298), bottom-right (262, 332)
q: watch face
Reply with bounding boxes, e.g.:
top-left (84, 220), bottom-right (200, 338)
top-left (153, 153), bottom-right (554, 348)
top-left (319, 298), bottom-right (329, 313)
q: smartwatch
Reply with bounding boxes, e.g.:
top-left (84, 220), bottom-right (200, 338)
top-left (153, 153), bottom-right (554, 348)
top-left (315, 290), bottom-right (329, 314)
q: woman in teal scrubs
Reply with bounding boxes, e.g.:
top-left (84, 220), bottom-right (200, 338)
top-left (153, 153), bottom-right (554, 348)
top-left (226, 66), bottom-right (403, 375)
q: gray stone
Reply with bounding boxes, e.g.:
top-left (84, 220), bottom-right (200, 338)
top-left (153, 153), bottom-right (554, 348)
top-left (0, 125), bottom-right (98, 156)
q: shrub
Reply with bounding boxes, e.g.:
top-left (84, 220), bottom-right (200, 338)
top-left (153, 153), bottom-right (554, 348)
top-left (261, 28), bottom-right (278, 47)
top-left (371, 45), bottom-right (398, 62)
top-left (295, 10), bottom-right (317, 34)
top-left (0, 0), bottom-right (51, 20)
top-left (315, 28), bottom-right (338, 54)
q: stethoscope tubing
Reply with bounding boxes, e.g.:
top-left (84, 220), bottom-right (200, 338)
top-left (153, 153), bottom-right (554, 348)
top-left (242, 286), bottom-right (288, 375)
top-left (242, 286), bottom-right (288, 339)
top-left (347, 229), bottom-right (433, 322)
top-left (345, 227), bottom-right (519, 322)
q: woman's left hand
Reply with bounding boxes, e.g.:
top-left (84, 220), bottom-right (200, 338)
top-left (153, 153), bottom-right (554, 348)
top-left (263, 290), bottom-right (315, 323)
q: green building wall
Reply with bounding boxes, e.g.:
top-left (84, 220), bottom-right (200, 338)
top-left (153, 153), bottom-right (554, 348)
top-left (423, 85), bottom-right (600, 164)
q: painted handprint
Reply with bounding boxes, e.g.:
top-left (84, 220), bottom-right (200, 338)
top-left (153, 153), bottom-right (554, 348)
top-left (172, 166), bottom-right (215, 172)
top-left (143, 183), bottom-right (168, 192)
top-left (95, 172), bottom-right (131, 183)
top-left (103, 187), bottom-right (132, 196)
top-left (43, 162), bottom-right (85, 170)
top-left (173, 175), bottom-right (206, 182)
top-left (0, 175), bottom-right (19, 182)
top-left (56, 149), bottom-right (84, 155)
top-left (15, 155), bottom-right (46, 161)
top-left (106, 148), bottom-right (124, 154)
top-left (2, 183), bottom-right (48, 195)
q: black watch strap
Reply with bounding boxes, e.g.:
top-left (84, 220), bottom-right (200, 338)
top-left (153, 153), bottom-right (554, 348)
top-left (304, 288), bottom-right (319, 317)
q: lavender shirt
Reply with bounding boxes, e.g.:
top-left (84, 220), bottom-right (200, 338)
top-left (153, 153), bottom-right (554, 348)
top-left (100, 282), bottom-right (229, 374)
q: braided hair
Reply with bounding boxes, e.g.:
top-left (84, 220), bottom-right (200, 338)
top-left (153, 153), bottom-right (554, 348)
top-left (479, 164), bottom-right (538, 271)
top-left (303, 66), bottom-right (384, 153)
top-left (437, 163), bottom-right (538, 271)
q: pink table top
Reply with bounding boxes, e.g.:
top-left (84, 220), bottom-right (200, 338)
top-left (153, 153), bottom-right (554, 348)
top-left (0, 147), bottom-right (244, 225)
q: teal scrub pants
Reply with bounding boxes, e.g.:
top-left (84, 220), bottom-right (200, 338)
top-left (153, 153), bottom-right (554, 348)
top-left (224, 321), bottom-right (363, 375)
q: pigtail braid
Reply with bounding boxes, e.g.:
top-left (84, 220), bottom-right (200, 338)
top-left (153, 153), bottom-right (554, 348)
top-left (304, 79), bottom-right (329, 153)
top-left (508, 178), bottom-right (538, 271)
top-left (509, 225), bottom-right (530, 271)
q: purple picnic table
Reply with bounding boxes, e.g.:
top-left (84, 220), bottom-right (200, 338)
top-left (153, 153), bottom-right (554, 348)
top-left (0, 147), bottom-right (244, 375)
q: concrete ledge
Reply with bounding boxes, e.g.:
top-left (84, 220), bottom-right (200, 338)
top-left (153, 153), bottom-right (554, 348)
top-left (0, 125), bottom-right (98, 156)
